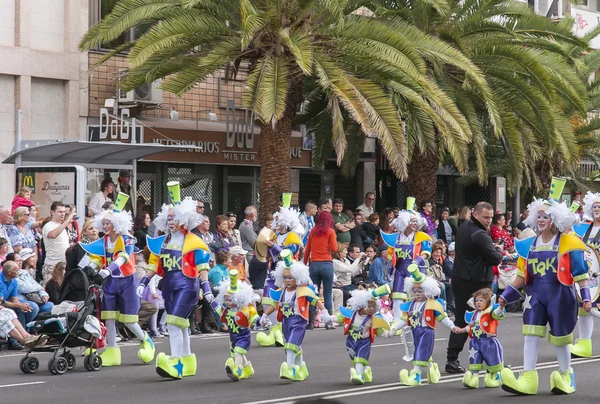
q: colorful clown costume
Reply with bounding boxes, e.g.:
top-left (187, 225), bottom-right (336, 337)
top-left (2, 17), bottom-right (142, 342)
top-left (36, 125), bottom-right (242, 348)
top-left (138, 183), bottom-right (212, 379)
top-left (338, 285), bottom-right (391, 385)
top-left (261, 249), bottom-right (331, 382)
top-left (215, 269), bottom-right (261, 382)
top-left (82, 192), bottom-right (155, 367)
top-left (461, 303), bottom-right (506, 388)
top-left (500, 190), bottom-right (589, 396)
top-left (396, 265), bottom-right (457, 386)
top-left (256, 202), bottom-right (304, 348)
top-left (570, 191), bottom-right (600, 358)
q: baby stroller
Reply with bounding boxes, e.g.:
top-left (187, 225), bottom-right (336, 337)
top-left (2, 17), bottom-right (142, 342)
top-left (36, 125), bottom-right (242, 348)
top-left (20, 267), bottom-right (106, 376)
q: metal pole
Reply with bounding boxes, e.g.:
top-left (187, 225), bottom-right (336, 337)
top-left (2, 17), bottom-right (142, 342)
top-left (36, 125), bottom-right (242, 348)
top-left (132, 118), bottom-right (138, 214)
top-left (15, 110), bottom-right (22, 168)
top-left (512, 188), bottom-right (521, 227)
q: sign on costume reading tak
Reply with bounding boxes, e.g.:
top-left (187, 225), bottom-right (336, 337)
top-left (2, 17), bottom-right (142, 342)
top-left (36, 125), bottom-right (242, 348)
top-left (18, 171), bottom-right (75, 217)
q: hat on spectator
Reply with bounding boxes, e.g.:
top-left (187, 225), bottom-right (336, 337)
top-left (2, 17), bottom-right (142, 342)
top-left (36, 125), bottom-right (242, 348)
top-left (118, 169), bottom-right (131, 177)
top-left (20, 248), bottom-right (35, 261)
top-left (378, 244), bottom-right (389, 253)
top-left (229, 246), bottom-right (248, 256)
top-left (448, 242), bottom-right (455, 252)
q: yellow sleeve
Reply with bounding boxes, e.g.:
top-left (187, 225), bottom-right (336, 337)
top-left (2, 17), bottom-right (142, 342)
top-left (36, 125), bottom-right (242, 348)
top-left (517, 256), bottom-right (526, 278)
top-left (147, 253), bottom-right (159, 273)
top-left (90, 254), bottom-right (103, 268)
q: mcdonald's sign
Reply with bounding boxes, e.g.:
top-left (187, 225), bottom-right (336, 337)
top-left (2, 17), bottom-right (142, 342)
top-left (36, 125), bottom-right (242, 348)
top-left (22, 174), bottom-right (35, 194)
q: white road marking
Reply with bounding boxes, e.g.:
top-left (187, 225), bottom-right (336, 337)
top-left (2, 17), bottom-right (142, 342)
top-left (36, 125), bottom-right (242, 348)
top-left (0, 381), bottom-right (46, 389)
top-left (372, 338), bottom-right (447, 348)
top-left (240, 356), bottom-right (600, 404)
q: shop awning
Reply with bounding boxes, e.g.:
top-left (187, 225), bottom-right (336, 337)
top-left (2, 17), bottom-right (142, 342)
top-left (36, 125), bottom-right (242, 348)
top-left (3, 140), bottom-right (199, 165)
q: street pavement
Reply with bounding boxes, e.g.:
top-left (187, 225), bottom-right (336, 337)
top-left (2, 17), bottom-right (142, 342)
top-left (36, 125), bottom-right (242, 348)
top-left (1, 313), bottom-right (600, 403)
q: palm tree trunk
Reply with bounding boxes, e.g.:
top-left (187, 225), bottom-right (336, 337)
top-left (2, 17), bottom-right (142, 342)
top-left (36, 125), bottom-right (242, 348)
top-left (258, 78), bottom-right (304, 218)
top-left (404, 150), bottom-right (439, 207)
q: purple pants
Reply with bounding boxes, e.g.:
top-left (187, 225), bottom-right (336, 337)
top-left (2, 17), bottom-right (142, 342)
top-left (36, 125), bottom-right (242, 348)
top-left (263, 271), bottom-right (277, 299)
top-left (524, 280), bottom-right (578, 340)
top-left (469, 336), bottom-right (503, 371)
top-left (230, 328), bottom-right (251, 354)
top-left (346, 336), bottom-right (371, 364)
top-left (282, 315), bottom-right (307, 352)
top-left (412, 326), bottom-right (435, 366)
top-left (162, 270), bottom-right (199, 321)
top-left (101, 275), bottom-right (140, 321)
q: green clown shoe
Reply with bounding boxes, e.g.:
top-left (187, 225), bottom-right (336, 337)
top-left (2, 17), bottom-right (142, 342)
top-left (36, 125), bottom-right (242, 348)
top-left (363, 366), bottom-right (373, 383)
top-left (181, 354), bottom-right (197, 377)
top-left (427, 362), bottom-right (441, 384)
top-left (463, 370), bottom-right (479, 389)
top-left (570, 339), bottom-right (592, 358)
top-left (156, 352), bottom-right (183, 379)
top-left (484, 371), bottom-right (502, 388)
top-left (400, 369), bottom-right (421, 386)
top-left (100, 347), bottom-right (121, 367)
top-left (256, 323), bottom-right (283, 347)
top-left (350, 367), bottom-right (365, 385)
top-left (501, 369), bottom-right (538, 395)
top-left (296, 362), bottom-right (309, 381)
top-left (137, 332), bottom-right (156, 363)
top-left (273, 324), bottom-right (284, 347)
top-left (280, 362), bottom-right (299, 380)
top-left (241, 362), bottom-right (254, 379)
top-left (550, 368), bottom-right (576, 395)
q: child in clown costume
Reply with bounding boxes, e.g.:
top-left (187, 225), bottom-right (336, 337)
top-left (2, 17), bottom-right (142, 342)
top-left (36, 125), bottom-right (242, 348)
top-left (261, 249), bottom-right (332, 381)
top-left (338, 285), bottom-right (391, 385)
top-left (459, 288), bottom-right (506, 389)
top-left (499, 182), bottom-right (591, 395)
top-left (380, 197), bottom-right (432, 332)
top-left (214, 269), bottom-right (261, 382)
top-left (81, 192), bottom-right (155, 366)
top-left (396, 264), bottom-right (461, 386)
top-left (137, 182), bottom-right (212, 379)
top-left (570, 191), bottom-right (600, 358)
top-left (256, 194), bottom-right (304, 348)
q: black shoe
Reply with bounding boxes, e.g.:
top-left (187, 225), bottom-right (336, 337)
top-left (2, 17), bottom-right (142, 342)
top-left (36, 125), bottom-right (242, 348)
top-left (307, 311), bottom-right (315, 330)
top-left (200, 325), bottom-right (214, 334)
top-left (8, 341), bottom-right (24, 350)
top-left (445, 360), bottom-right (466, 374)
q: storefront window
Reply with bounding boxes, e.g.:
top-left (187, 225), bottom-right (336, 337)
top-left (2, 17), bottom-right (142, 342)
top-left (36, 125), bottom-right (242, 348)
top-left (95, 0), bottom-right (152, 50)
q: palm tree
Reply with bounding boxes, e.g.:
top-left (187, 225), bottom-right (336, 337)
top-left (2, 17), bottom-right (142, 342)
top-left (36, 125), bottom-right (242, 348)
top-left (78, 0), bottom-right (478, 215)
top-left (357, 0), bottom-right (590, 201)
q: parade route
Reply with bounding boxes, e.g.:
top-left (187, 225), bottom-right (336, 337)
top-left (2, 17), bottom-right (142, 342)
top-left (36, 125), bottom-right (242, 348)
top-left (1, 314), bottom-right (600, 404)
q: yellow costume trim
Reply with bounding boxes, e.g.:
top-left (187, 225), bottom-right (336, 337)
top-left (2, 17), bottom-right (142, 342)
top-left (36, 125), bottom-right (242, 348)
top-left (114, 236), bottom-right (126, 255)
top-left (517, 257), bottom-right (527, 277)
top-left (414, 231), bottom-right (432, 245)
top-left (392, 292), bottom-right (408, 300)
top-left (262, 297), bottom-right (275, 307)
top-left (116, 251), bottom-right (130, 263)
top-left (166, 314), bottom-right (190, 329)
top-left (147, 254), bottom-right (159, 273)
top-left (297, 285), bottom-right (317, 300)
top-left (522, 324), bottom-right (546, 338)
top-left (101, 310), bottom-right (119, 321)
top-left (118, 313), bottom-right (138, 324)
top-left (183, 232), bottom-right (210, 255)
top-left (573, 274), bottom-right (589, 282)
top-left (90, 255), bottom-right (103, 268)
top-left (548, 332), bottom-right (573, 346)
top-left (283, 232), bottom-right (302, 247)
top-left (558, 233), bottom-right (587, 256)
top-left (425, 299), bottom-right (445, 313)
top-left (372, 316), bottom-right (391, 330)
top-left (197, 263), bottom-right (210, 272)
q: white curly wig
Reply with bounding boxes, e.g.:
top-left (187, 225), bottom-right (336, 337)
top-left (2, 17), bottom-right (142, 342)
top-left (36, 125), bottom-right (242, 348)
top-left (274, 260), bottom-right (313, 288)
top-left (524, 197), bottom-right (579, 233)
top-left (583, 191), bottom-right (600, 221)
top-left (392, 211), bottom-right (425, 233)
top-left (404, 276), bottom-right (441, 299)
top-left (93, 210), bottom-right (133, 236)
top-left (272, 207), bottom-right (305, 235)
top-left (215, 280), bottom-right (260, 308)
top-left (154, 197), bottom-right (201, 233)
top-left (347, 289), bottom-right (381, 312)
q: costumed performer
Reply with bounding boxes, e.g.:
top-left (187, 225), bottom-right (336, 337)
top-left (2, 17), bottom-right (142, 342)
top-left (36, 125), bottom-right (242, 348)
top-left (261, 249), bottom-right (331, 381)
top-left (81, 192), bottom-right (155, 367)
top-left (137, 181), bottom-right (212, 379)
top-left (215, 269), bottom-right (261, 381)
top-left (499, 177), bottom-right (590, 395)
top-left (396, 264), bottom-right (461, 386)
top-left (380, 197), bottom-right (432, 332)
top-left (338, 285), bottom-right (391, 385)
top-left (571, 191), bottom-right (600, 358)
top-left (256, 193), bottom-right (304, 347)
top-left (460, 288), bottom-right (506, 389)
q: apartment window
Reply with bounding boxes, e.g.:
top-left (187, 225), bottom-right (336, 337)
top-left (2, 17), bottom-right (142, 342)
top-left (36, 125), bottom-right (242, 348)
top-left (90, 0), bottom-right (152, 50)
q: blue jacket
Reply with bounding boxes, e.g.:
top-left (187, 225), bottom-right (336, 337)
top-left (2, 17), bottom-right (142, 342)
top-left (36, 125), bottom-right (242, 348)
top-left (368, 257), bottom-right (391, 286)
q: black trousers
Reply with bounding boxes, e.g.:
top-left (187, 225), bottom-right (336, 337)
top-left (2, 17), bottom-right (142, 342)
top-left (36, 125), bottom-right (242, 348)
top-left (446, 276), bottom-right (491, 362)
